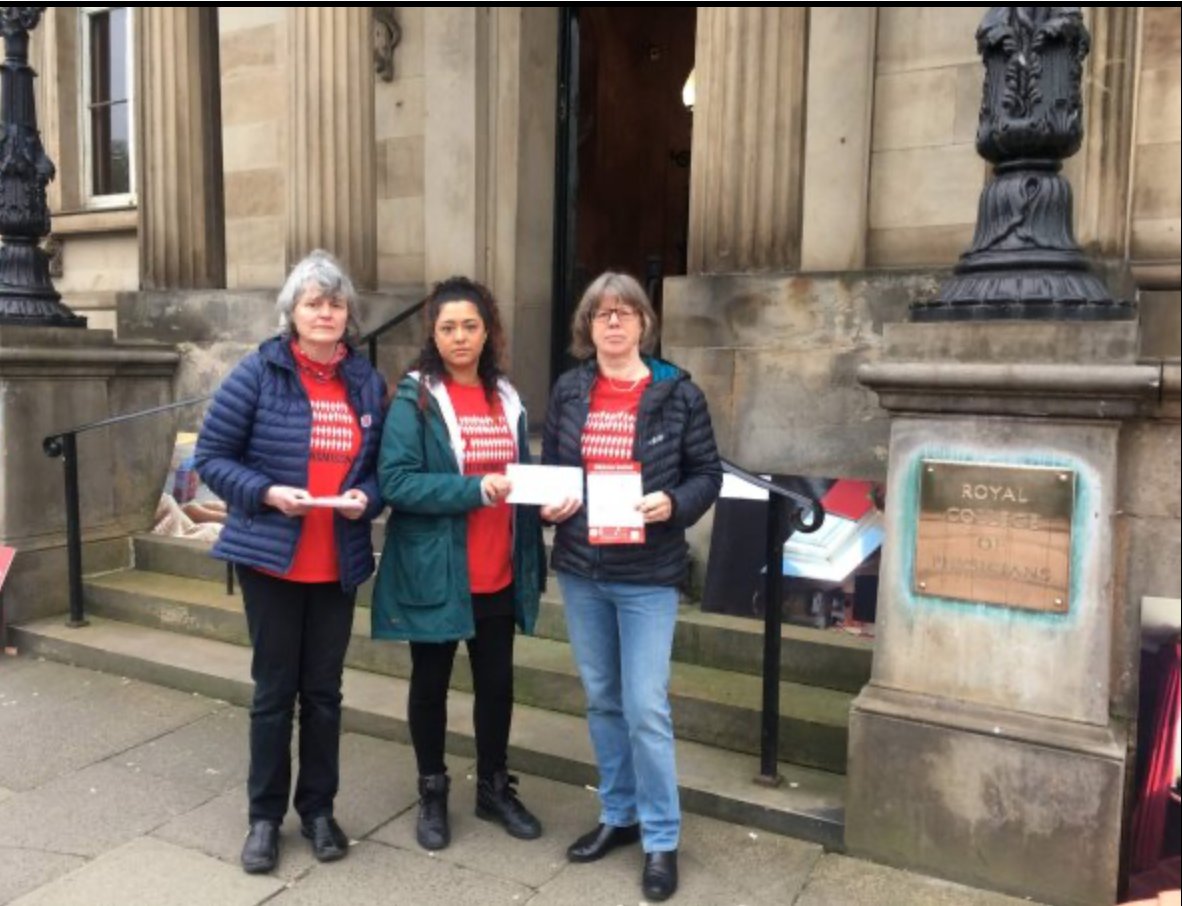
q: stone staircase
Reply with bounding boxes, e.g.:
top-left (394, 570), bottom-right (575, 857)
top-left (12, 532), bottom-right (873, 849)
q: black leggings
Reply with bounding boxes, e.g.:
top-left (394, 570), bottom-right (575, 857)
top-left (408, 606), bottom-right (516, 780)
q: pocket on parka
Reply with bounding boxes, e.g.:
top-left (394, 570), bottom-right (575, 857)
top-left (389, 531), bottom-right (451, 607)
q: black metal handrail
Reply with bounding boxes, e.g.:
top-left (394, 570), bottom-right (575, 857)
top-left (720, 458), bottom-right (825, 785)
top-left (363, 297), bottom-right (427, 366)
top-left (42, 397), bottom-right (212, 628)
top-left (40, 297), bottom-right (428, 627)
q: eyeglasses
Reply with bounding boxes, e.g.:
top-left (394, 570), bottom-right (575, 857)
top-left (592, 307), bottom-right (638, 324)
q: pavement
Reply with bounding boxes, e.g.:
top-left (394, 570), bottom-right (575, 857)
top-left (0, 653), bottom-right (1047, 906)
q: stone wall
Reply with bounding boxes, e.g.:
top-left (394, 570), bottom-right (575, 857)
top-left (663, 271), bottom-right (943, 479)
top-left (867, 7), bottom-right (987, 267)
top-left (376, 8), bottom-right (427, 286)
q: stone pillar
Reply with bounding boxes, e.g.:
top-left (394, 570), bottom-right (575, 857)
top-left (485, 7), bottom-right (556, 419)
top-left (287, 7), bottom-right (376, 289)
top-left (0, 325), bottom-right (178, 623)
top-left (847, 323), bottom-right (1152, 906)
top-left (1072, 7), bottom-right (1138, 258)
top-left (799, 8), bottom-right (877, 272)
top-left (687, 8), bottom-right (807, 273)
top-left (423, 7), bottom-right (489, 283)
top-left (137, 7), bottom-right (225, 289)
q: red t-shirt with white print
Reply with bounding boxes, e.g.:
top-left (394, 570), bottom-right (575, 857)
top-left (582, 374), bottom-right (652, 463)
top-left (445, 379), bottom-right (516, 594)
top-left (285, 368), bottom-right (361, 582)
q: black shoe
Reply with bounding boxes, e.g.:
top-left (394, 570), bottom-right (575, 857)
top-left (416, 774), bottom-right (450, 851)
top-left (566, 822), bottom-right (641, 863)
top-left (301, 815), bottom-right (349, 862)
top-left (642, 850), bottom-right (678, 902)
top-left (475, 771), bottom-right (542, 840)
top-left (241, 820), bottom-right (280, 874)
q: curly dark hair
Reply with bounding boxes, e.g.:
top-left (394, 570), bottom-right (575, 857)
top-left (409, 276), bottom-right (507, 410)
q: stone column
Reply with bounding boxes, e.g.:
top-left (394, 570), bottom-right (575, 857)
top-left (799, 8), bottom-right (877, 272)
top-left (687, 8), bottom-right (807, 273)
top-left (423, 7), bottom-right (489, 283)
top-left (287, 7), bottom-right (376, 288)
top-left (137, 7), bottom-right (225, 289)
top-left (1072, 7), bottom-right (1138, 258)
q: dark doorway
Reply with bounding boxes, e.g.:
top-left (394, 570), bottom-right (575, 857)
top-left (551, 7), bottom-right (696, 380)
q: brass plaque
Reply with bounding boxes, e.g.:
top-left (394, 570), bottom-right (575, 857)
top-left (914, 460), bottom-right (1074, 613)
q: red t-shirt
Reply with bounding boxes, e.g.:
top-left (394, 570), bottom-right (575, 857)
top-left (582, 373), bottom-right (652, 464)
top-left (446, 380), bottom-right (515, 594)
top-left (283, 365), bottom-right (361, 583)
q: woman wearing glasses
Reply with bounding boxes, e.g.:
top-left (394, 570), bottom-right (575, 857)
top-left (541, 271), bottom-right (722, 902)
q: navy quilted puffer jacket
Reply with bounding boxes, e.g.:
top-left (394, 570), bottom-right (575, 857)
top-left (542, 357), bottom-right (722, 587)
top-left (194, 336), bottom-right (386, 591)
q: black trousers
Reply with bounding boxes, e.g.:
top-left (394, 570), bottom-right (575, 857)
top-left (237, 565), bottom-right (356, 823)
top-left (408, 594), bottom-right (516, 779)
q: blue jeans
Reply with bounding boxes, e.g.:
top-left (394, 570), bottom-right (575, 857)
top-left (557, 571), bottom-right (680, 853)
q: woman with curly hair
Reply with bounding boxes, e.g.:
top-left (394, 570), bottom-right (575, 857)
top-left (371, 276), bottom-right (545, 851)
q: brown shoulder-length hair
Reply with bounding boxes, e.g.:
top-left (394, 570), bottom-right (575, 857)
top-left (404, 276), bottom-right (507, 410)
top-left (568, 271), bottom-right (659, 360)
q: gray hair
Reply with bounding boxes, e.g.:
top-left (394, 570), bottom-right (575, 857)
top-left (569, 271), bottom-right (659, 360)
top-left (276, 250), bottom-right (362, 344)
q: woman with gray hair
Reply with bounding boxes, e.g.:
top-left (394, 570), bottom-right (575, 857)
top-left (195, 250), bottom-right (386, 874)
top-left (541, 271), bottom-right (721, 902)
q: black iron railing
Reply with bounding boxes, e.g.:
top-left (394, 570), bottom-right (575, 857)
top-left (41, 397), bottom-right (212, 627)
top-left (41, 298), bottom-right (427, 626)
top-left (719, 459), bottom-right (825, 785)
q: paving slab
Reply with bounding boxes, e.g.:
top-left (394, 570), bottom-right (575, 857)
top-left (108, 705), bottom-right (246, 795)
top-left (0, 761), bottom-right (214, 858)
top-left (677, 813), bottom-right (825, 905)
top-left (152, 733), bottom-right (420, 880)
top-left (0, 668), bottom-right (219, 791)
top-left (795, 854), bottom-right (1046, 906)
top-left (266, 839), bottom-right (533, 905)
top-left (0, 656), bottom-right (126, 702)
top-left (372, 770), bottom-right (598, 889)
top-left (6, 837), bottom-right (284, 906)
top-left (0, 848), bottom-right (86, 906)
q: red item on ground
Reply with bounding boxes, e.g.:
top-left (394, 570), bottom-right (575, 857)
top-left (820, 479), bottom-right (875, 522)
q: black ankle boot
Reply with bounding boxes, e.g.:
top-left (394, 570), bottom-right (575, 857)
top-left (416, 774), bottom-right (450, 851)
top-left (475, 771), bottom-right (542, 839)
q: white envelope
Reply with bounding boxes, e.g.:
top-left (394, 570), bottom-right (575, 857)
top-left (505, 464), bottom-right (584, 506)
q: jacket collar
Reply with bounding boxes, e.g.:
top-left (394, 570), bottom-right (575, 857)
top-left (573, 355), bottom-right (686, 394)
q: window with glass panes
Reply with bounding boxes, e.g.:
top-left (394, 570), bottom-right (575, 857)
top-left (82, 7), bottom-right (133, 203)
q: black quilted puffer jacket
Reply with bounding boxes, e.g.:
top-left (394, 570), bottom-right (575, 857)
top-left (541, 357), bottom-right (723, 587)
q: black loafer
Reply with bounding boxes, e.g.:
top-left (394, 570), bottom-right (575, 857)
top-left (301, 815), bottom-right (349, 862)
top-left (241, 820), bottom-right (280, 874)
top-left (642, 850), bottom-right (678, 902)
top-left (566, 822), bottom-right (641, 863)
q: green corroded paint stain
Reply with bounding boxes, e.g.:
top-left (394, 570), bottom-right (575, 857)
top-left (896, 447), bottom-right (1096, 628)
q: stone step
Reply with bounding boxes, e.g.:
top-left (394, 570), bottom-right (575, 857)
top-left (10, 615), bottom-right (846, 850)
top-left (83, 569), bottom-right (854, 773)
top-left (130, 534), bottom-right (873, 693)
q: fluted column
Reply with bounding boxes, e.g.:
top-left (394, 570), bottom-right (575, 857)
top-left (137, 7), bottom-right (225, 289)
top-left (687, 8), bottom-right (808, 273)
top-left (287, 7), bottom-right (376, 288)
top-left (1073, 7), bottom-right (1138, 258)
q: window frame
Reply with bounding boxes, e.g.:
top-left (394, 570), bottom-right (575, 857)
top-left (78, 5), bottom-right (136, 209)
